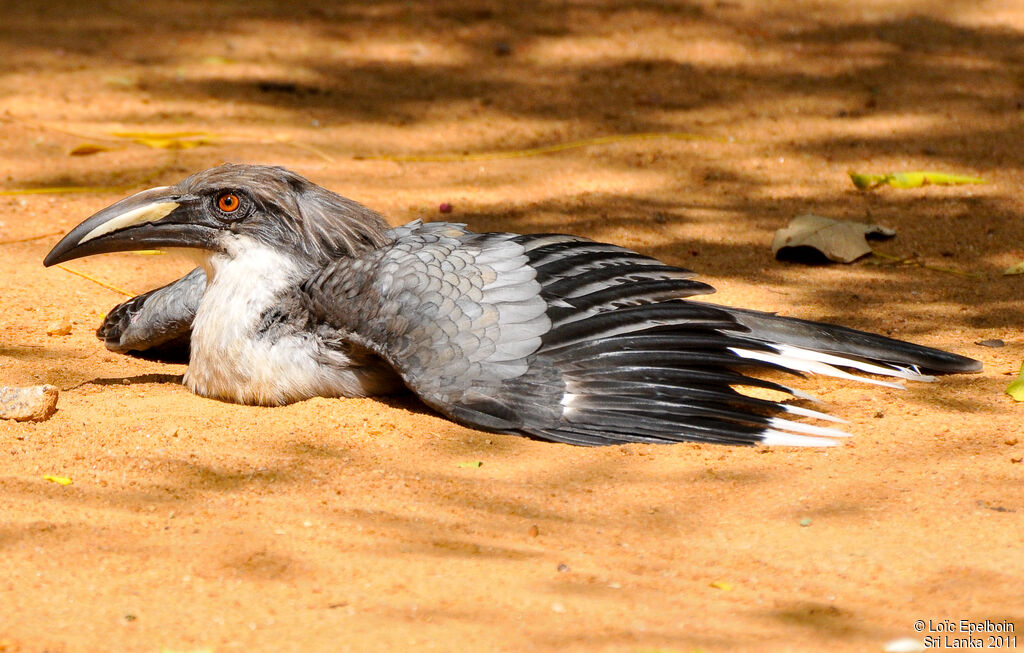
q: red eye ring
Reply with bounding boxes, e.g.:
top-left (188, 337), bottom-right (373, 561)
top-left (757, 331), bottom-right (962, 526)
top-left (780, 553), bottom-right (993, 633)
top-left (217, 192), bottom-right (240, 213)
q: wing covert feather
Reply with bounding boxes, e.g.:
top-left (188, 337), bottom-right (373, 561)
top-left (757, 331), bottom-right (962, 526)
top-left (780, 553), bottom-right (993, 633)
top-left (302, 222), bottom-right (552, 428)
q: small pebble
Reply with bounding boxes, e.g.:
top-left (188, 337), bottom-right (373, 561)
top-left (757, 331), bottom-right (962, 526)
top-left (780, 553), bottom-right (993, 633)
top-left (557, 563), bottom-right (570, 572)
top-left (799, 517), bottom-right (813, 527)
top-left (46, 315), bottom-right (72, 336)
top-left (438, 202), bottom-right (453, 214)
top-left (0, 385), bottom-right (58, 422)
top-left (528, 524), bottom-right (539, 538)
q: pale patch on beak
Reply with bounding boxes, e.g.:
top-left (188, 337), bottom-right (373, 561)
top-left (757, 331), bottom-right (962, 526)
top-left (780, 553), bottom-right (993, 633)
top-left (78, 199), bottom-right (180, 244)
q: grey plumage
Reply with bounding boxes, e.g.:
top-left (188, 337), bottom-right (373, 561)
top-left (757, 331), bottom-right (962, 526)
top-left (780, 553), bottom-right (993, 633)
top-left (45, 164), bottom-right (981, 447)
top-left (97, 266), bottom-right (205, 359)
top-left (182, 164), bottom-right (393, 262)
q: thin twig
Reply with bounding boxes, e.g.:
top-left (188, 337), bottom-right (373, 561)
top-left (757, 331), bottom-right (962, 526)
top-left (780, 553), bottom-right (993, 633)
top-left (56, 264), bottom-right (134, 297)
top-left (0, 231), bottom-right (62, 245)
top-left (870, 251), bottom-right (982, 278)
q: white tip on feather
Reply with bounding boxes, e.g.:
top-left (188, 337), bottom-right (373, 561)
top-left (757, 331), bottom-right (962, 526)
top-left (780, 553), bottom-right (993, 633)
top-left (728, 346), bottom-right (913, 388)
top-left (773, 343), bottom-right (935, 382)
top-left (759, 430), bottom-right (840, 447)
top-left (767, 416), bottom-right (850, 438)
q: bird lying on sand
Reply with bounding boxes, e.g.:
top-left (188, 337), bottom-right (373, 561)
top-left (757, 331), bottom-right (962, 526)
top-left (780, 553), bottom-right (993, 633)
top-left (44, 164), bottom-right (981, 447)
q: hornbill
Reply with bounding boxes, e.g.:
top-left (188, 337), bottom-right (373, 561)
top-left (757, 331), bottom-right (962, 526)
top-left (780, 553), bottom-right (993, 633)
top-left (44, 164), bottom-right (981, 447)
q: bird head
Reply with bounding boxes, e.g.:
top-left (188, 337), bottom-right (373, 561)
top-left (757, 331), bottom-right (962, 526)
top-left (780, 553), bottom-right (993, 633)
top-left (44, 164), bottom-right (392, 268)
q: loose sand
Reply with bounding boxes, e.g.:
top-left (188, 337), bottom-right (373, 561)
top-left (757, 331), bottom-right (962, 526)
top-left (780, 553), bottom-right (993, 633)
top-left (1, 2), bottom-right (1022, 651)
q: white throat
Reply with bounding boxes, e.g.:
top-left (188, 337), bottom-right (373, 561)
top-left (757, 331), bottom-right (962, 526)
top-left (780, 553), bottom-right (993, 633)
top-left (180, 235), bottom-right (390, 405)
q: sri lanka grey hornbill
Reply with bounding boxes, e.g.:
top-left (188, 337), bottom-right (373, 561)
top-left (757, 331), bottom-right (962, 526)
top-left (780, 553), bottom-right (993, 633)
top-left (44, 164), bottom-right (981, 446)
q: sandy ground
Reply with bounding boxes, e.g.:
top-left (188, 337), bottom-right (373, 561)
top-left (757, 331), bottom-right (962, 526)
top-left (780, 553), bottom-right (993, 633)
top-left (2, 1), bottom-right (1023, 651)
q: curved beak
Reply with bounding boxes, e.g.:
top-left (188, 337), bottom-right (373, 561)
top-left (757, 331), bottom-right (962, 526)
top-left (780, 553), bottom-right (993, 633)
top-left (43, 186), bottom-right (219, 267)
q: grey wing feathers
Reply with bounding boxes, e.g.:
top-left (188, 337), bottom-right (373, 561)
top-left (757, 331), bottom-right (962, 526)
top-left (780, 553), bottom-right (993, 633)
top-left (304, 223), bottom-right (810, 445)
top-left (96, 266), bottom-right (205, 361)
top-left (305, 222), bottom-right (979, 446)
top-left (302, 222), bottom-right (554, 432)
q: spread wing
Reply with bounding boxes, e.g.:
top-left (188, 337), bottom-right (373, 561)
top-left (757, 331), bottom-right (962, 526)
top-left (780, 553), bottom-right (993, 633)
top-left (302, 222), bottom-right (557, 432)
top-left (95, 266), bottom-right (205, 362)
top-left (302, 221), bottom-right (975, 446)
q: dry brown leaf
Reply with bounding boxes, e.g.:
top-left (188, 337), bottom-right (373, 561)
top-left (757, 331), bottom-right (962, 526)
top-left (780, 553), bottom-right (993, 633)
top-left (69, 143), bottom-right (117, 156)
top-left (772, 214), bottom-right (895, 263)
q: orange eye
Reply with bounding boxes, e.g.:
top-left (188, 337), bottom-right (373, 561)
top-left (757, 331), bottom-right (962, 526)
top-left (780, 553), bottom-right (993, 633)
top-left (217, 192), bottom-right (240, 213)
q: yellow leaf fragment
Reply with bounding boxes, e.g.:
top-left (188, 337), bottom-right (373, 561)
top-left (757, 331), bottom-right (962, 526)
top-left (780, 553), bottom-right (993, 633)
top-left (457, 461), bottom-right (483, 468)
top-left (109, 130), bottom-right (216, 150)
top-left (848, 172), bottom-right (887, 190)
top-left (849, 170), bottom-right (986, 190)
top-left (1006, 363), bottom-right (1024, 402)
top-left (1003, 261), bottom-right (1024, 276)
top-left (709, 580), bottom-right (734, 591)
top-left (43, 474), bottom-right (72, 486)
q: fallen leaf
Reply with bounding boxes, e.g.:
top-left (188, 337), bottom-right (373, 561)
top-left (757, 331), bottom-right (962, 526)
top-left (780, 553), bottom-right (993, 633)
top-left (457, 461), bottom-right (483, 468)
top-left (772, 214), bottom-right (895, 263)
top-left (108, 130), bottom-right (216, 150)
top-left (69, 143), bottom-right (116, 156)
top-left (849, 170), bottom-right (986, 190)
top-left (1006, 362), bottom-right (1024, 401)
top-left (43, 474), bottom-right (72, 486)
top-left (1003, 261), bottom-right (1024, 275)
top-left (709, 580), bottom-right (734, 591)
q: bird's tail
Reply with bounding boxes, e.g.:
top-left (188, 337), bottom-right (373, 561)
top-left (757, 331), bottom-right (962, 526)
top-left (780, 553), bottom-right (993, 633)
top-left (722, 307), bottom-right (982, 386)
